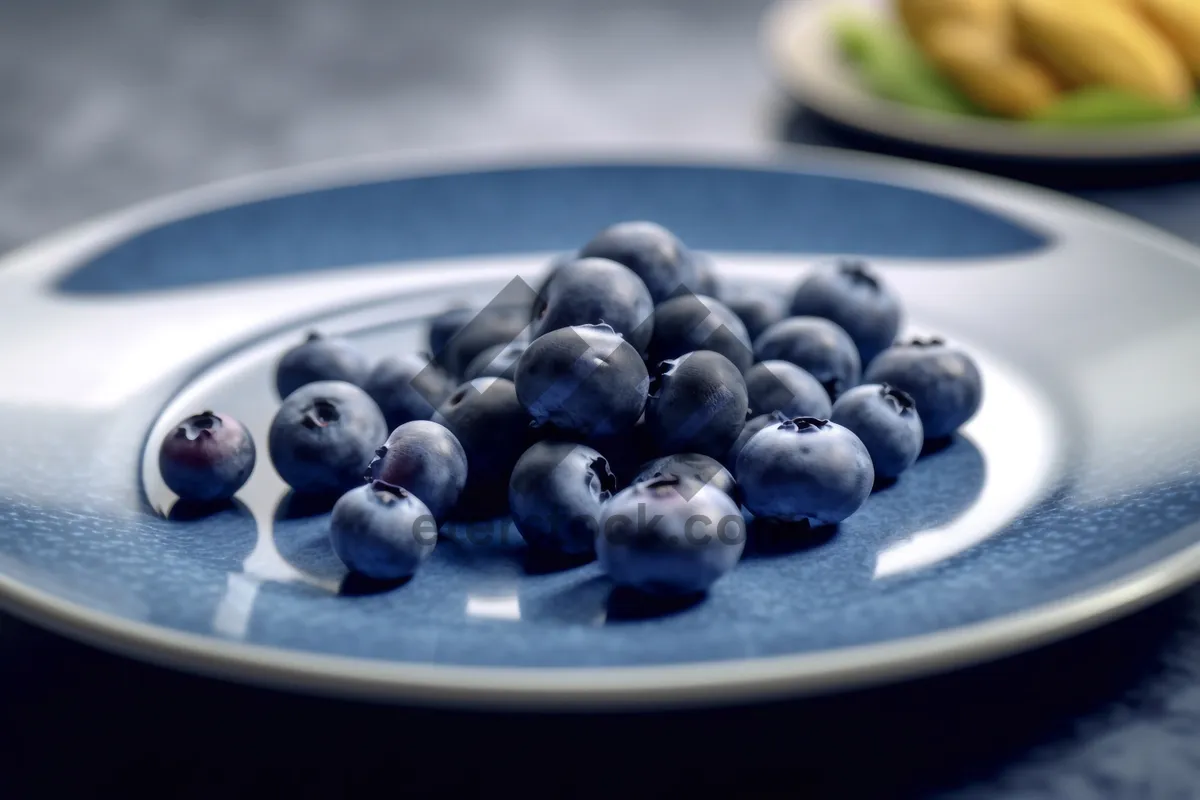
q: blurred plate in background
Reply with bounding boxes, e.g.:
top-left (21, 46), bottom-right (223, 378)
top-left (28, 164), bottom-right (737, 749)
top-left (764, 0), bottom-right (1200, 162)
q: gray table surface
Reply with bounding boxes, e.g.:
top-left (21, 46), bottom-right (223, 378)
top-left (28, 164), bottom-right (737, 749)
top-left (5, 1), bottom-right (1200, 797)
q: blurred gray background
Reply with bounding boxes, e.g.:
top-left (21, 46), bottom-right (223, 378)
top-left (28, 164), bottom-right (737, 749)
top-left (0, 0), bottom-right (775, 252)
top-left (5, 1), bottom-right (1200, 798)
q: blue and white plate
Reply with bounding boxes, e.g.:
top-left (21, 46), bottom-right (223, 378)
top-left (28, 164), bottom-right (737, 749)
top-left (2, 146), bottom-right (1199, 709)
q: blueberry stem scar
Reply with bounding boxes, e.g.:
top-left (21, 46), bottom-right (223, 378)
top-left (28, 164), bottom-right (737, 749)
top-left (644, 474), bottom-right (684, 491)
top-left (783, 416), bottom-right (829, 432)
top-left (591, 456), bottom-right (618, 495)
top-left (880, 383), bottom-right (916, 413)
top-left (180, 411), bottom-right (220, 441)
top-left (303, 400), bottom-right (340, 429)
top-left (370, 480), bottom-right (409, 503)
top-left (839, 259), bottom-right (878, 289)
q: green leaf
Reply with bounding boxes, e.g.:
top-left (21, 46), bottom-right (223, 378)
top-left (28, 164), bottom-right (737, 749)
top-left (832, 13), bottom-right (977, 116)
top-left (1030, 87), bottom-right (1200, 126)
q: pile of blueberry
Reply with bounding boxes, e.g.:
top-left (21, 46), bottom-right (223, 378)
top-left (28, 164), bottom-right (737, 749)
top-left (158, 220), bottom-right (983, 598)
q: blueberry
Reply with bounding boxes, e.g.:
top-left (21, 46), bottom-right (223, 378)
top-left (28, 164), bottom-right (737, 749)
top-left (723, 411), bottom-right (789, 470)
top-left (508, 441), bottom-right (617, 555)
top-left (433, 377), bottom-right (536, 519)
top-left (268, 380), bottom-right (388, 495)
top-left (463, 335), bottom-right (530, 382)
top-left (578, 221), bottom-right (696, 304)
top-left (275, 331), bottom-right (371, 400)
top-left (531, 257), bottom-right (654, 355)
top-left (744, 360), bottom-right (832, 418)
top-left (515, 323), bottom-right (648, 439)
top-left (428, 306), bottom-right (476, 360)
top-left (687, 251), bottom-right (722, 300)
top-left (158, 410), bottom-right (256, 502)
top-left (597, 475), bottom-right (745, 595)
top-left (647, 294), bottom-right (754, 374)
top-left (790, 258), bottom-right (902, 365)
top-left (753, 317), bottom-right (861, 401)
top-left (830, 384), bottom-right (923, 479)
top-left (363, 353), bottom-right (454, 431)
top-left (634, 453), bottom-right (738, 504)
top-left (736, 417), bottom-right (873, 524)
top-left (434, 305), bottom-right (529, 380)
top-left (367, 420), bottom-right (468, 522)
top-left (725, 292), bottom-right (786, 343)
top-left (646, 350), bottom-right (748, 460)
top-left (576, 418), bottom-right (658, 489)
top-left (531, 250), bottom-right (578, 311)
top-left (863, 337), bottom-right (983, 440)
top-left (329, 481), bottom-right (437, 580)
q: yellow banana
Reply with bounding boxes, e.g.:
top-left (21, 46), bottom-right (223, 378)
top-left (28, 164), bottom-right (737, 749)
top-left (1130, 0), bottom-right (1200, 79)
top-left (922, 21), bottom-right (1060, 117)
top-left (1013, 0), bottom-right (1192, 107)
top-left (896, 0), bottom-right (1012, 47)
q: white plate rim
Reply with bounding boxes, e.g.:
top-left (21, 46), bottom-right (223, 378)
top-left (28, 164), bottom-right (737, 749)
top-left (762, 0), bottom-right (1200, 161)
top-left (2, 142), bottom-right (1200, 710)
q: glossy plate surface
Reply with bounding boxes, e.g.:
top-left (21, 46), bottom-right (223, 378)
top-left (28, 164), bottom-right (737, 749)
top-left (764, 0), bottom-right (1200, 161)
top-left (2, 146), bottom-right (1200, 709)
